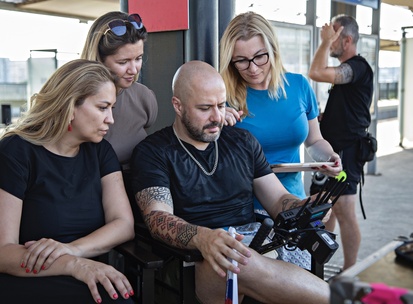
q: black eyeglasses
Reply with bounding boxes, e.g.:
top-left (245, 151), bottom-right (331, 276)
top-left (104, 14), bottom-right (144, 36)
top-left (232, 53), bottom-right (269, 71)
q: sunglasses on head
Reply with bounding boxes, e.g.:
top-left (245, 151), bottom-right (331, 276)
top-left (104, 13), bottom-right (143, 36)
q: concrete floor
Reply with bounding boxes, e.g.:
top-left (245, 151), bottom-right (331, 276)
top-left (325, 118), bottom-right (413, 278)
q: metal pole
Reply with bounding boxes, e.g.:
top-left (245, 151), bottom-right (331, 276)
top-left (185, 0), bottom-right (219, 67)
top-left (399, 31), bottom-right (405, 147)
top-left (218, 0), bottom-right (235, 39)
top-left (119, 0), bottom-right (128, 13)
top-left (366, 3), bottom-right (381, 175)
top-left (398, 27), bottom-right (413, 147)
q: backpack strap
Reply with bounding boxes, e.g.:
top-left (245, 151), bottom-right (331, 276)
top-left (359, 171), bottom-right (367, 220)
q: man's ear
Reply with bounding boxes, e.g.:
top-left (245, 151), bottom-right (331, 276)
top-left (172, 96), bottom-right (182, 117)
top-left (343, 35), bottom-right (353, 49)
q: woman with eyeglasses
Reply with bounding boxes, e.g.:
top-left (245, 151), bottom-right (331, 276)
top-left (81, 12), bottom-right (158, 216)
top-left (0, 59), bottom-right (135, 304)
top-left (219, 12), bottom-right (342, 269)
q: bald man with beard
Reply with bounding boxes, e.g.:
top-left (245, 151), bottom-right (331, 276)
top-left (131, 60), bottom-right (330, 304)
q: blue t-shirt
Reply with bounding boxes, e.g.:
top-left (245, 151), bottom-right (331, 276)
top-left (235, 72), bottom-right (318, 200)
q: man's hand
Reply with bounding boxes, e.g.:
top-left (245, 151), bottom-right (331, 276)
top-left (320, 22), bottom-right (343, 45)
top-left (194, 227), bottom-right (251, 278)
top-left (322, 208), bottom-right (332, 224)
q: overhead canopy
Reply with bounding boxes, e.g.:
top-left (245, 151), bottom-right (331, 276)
top-left (0, 0), bottom-right (411, 50)
top-left (1, 0), bottom-right (412, 21)
top-left (383, 0), bottom-right (413, 12)
top-left (380, 38), bottom-right (401, 51)
top-left (380, 0), bottom-right (412, 51)
top-left (0, 0), bottom-right (120, 21)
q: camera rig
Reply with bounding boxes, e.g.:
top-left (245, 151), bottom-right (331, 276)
top-left (249, 174), bottom-right (349, 265)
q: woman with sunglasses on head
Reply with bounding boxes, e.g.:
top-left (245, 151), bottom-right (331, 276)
top-left (81, 12), bottom-right (158, 212)
top-left (220, 12), bottom-right (342, 269)
top-left (0, 59), bottom-right (135, 304)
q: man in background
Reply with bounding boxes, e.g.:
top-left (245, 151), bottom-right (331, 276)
top-left (309, 14), bottom-right (373, 270)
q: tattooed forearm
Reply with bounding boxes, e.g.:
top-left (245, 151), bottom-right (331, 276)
top-left (177, 224), bottom-right (198, 247)
top-left (281, 198), bottom-right (302, 211)
top-left (144, 211), bottom-right (198, 249)
top-left (137, 187), bottom-right (198, 248)
top-left (136, 187), bottom-right (172, 211)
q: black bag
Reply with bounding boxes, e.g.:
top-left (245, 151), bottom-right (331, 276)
top-left (358, 132), bottom-right (378, 162)
top-left (395, 240), bottom-right (413, 267)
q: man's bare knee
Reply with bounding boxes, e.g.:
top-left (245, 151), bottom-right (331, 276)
top-left (195, 260), bottom-right (226, 304)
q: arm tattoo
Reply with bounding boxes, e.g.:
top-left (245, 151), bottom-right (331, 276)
top-left (137, 187), bottom-right (197, 248)
top-left (334, 63), bottom-right (353, 84)
top-left (281, 198), bottom-right (302, 211)
top-left (143, 211), bottom-right (198, 248)
top-left (136, 187), bottom-right (172, 211)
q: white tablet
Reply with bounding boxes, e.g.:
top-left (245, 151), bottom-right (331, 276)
top-left (270, 162), bottom-right (335, 173)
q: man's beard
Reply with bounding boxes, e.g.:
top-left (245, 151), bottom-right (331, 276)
top-left (330, 43), bottom-right (344, 58)
top-left (330, 50), bottom-right (342, 58)
top-left (181, 113), bottom-right (222, 143)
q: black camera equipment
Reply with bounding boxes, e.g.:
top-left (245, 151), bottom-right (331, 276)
top-left (249, 174), bottom-right (349, 265)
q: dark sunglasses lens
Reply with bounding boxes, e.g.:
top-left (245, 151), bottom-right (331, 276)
top-left (128, 14), bottom-right (143, 29)
top-left (108, 20), bottom-right (127, 36)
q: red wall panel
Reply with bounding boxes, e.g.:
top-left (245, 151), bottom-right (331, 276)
top-left (128, 0), bottom-right (188, 33)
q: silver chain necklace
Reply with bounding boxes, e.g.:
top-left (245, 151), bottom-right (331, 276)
top-left (172, 126), bottom-right (218, 176)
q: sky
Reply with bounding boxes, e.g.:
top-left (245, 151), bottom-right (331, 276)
top-left (0, 2), bottom-right (412, 65)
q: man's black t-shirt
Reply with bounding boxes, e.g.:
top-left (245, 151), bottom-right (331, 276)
top-left (320, 55), bottom-right (373, 151)
top-left (131, 126), bottom-right (272, 229)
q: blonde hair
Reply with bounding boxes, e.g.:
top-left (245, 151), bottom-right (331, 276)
top-left (81, 11), bottom-right (148, 83)
top-left (219, 11), bottom-right (287, 117)
top-left (1, 59), bottom-right (115, 145)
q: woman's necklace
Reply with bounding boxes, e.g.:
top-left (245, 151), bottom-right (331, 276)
top-left (172, 125), bottom-right (218, 176)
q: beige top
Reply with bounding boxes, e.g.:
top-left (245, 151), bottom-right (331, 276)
top-left (105, 82), bottom-right (158, 168)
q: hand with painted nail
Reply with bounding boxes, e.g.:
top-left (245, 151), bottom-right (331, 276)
top-left (21, 238), bottom-right (78, 274)
top-left (317, 153), bottom-right (342, 177)
top-left (70, 257), bottom-right (134, 304)
top-left (224, 107), bottom-right (243, 126)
